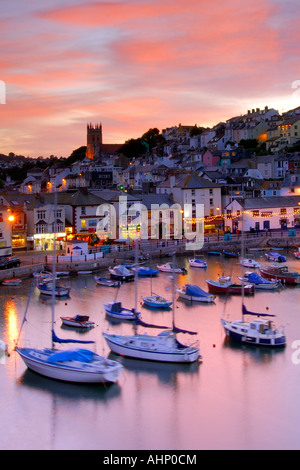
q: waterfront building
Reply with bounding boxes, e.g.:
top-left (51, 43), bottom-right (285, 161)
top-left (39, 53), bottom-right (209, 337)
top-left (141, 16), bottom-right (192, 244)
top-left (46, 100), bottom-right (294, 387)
top-left (225, 195), bottom-right (300, 233)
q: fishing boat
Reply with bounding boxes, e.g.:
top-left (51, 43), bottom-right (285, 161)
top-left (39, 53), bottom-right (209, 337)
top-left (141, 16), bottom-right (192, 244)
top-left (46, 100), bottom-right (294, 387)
top-left (60, 315), bottom-right (95, 329)
top-left (221, 304), bottom-right (286, 347)
top-left (104, 301), bottom-right (141, 321)
top-left (37, 282), bottom-right (70, 297)
top-left (240, 259), bottom-right (260, 268)
top-left (77, 270), bottom-right (92, 275)
top-left (207, 251), bottom-right (222, 256)
top-left (15, 195), bottom-right (123, 384)
top-left (238, 272), bottom-right (280, 290)
top-left (131, 266), bottom-right (160, 277)
top-left (108, 265), bottom-right (134, 282)
top-left (206, 276), bottom-right (254, 295)
top-left (177, 284), bottom-right (215, 303)
top-left (2, 278), bottom-right (22, 286)
top-left (94, 276), bottom-right (121, 287)
top-left (103, 255), bottom-right (201, 363)
top-left (157, 262), bottom-right (187, 274)
top-left (265, 252), bottom-right (286, 262)
top-left (188, 258), bottom-right (207, 268)
top-left (223, 251), bottom-right (239, 258)
top-left (142, 293), bottom-right (172, 308)
top-left (259, 264), bottom-right (300, 285)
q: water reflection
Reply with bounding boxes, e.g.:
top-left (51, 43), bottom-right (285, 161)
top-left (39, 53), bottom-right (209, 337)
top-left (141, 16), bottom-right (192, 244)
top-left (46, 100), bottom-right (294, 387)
top-left (17, 368), bottom-right (122, 402)
top-left (111, 353), bottom-right (200, 385)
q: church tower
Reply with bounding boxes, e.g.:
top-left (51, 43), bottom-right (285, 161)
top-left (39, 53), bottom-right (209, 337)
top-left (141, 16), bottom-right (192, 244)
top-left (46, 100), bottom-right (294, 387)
top-left (86, 123), bottom-right (103, 160)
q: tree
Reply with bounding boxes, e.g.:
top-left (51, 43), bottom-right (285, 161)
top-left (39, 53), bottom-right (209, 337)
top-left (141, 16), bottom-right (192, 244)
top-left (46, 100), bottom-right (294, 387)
top-left (65, 146), bottom-right (87, 165)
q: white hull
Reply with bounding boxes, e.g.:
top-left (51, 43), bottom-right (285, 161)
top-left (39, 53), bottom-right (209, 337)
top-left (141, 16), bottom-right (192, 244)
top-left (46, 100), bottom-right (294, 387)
top-left (157, 263), bottom-right (186, 274)
top-left (16, 347), bottom-right (123, 383)
top-left (238, 278), bottom-right (279, 290)
top-left (60, 318), bottom-right (95, 328)
top-left (2, 278), bottom-right (22, 286)
top-left (221, 319), bottom-right (286, 347)
top-left (240, 259), bottom-right (260, 268)
top-left (103, 332), bottom-right (200, 363)
top-left (188, 259), bottom-right (207, 268)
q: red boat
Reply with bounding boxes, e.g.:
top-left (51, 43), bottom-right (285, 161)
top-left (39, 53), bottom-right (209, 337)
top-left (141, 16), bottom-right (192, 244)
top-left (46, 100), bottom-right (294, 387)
top-left (259, 265), bottom-right (300, 285)
top-left (206, 276), bottom-right (254, 295)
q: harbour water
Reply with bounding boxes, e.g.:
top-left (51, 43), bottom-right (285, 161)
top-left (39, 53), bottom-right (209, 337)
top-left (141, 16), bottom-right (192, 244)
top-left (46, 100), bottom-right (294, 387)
top-left (1, 252), bottom-right (300, 450)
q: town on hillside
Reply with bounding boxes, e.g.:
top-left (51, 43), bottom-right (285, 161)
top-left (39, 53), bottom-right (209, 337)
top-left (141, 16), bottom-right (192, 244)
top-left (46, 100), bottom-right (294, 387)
top-left (1, 105), bottom-right (300, 255)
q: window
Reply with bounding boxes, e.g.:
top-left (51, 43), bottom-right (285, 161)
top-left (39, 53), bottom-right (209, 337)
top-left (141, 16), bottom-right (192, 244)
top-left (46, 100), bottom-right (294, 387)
top-left (261, 212), bottom-right (273, 217)
top-left (55, 210), bottom-right (62, 218)
top-left (280, 208), bottom-right (287, 215)
top-left (252, 210), bottom-right (259, 217)
top-left (209, 198), bottom-right (213, 205)
top-left (209, 188), bottom-right (213, 195)
top-left (36, 223), bottom-right (47, 234)
top-left (191, 189), bottom-right (195, 196)
top-left (81, 207), bottom-right (86, 215)
top-left (37, 211), bottom-right (46, 220)
top-left (226, 210), bottom-right (232, 219)
top-left (81, 219), bottom-right (86, 230)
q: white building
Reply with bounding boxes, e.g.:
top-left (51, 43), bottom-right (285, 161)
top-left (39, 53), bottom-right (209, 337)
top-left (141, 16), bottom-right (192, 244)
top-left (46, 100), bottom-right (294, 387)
top-left (225, 196), bottom-right (300, 232)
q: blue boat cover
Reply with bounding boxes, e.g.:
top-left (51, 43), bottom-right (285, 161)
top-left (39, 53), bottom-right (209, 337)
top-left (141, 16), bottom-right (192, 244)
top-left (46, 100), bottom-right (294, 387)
top-left (47, 348), bottom-right (96, 363)
top-left (52, 329), bottom-right (95, 344)
top-left (242, 304), bottom-right (275, 318)
top-left (247, 272), bottom-right (272, 284)
top-left (269, 252), bottom-right (286, 261)
top-left (185, 285), bottom-right (210, 297)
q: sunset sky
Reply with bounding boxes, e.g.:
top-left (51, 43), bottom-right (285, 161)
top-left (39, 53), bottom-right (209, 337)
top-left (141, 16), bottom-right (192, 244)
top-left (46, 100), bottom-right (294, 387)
top-left (0, 0), bottom-right (299, 158)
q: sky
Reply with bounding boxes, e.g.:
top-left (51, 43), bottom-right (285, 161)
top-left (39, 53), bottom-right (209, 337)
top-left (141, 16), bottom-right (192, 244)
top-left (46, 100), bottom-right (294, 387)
top-left (0, 0), bottom-right (300, 158)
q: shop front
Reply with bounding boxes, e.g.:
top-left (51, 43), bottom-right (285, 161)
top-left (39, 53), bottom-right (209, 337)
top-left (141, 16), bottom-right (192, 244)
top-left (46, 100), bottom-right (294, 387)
top-left (33, 232), bottom-right (66, 251)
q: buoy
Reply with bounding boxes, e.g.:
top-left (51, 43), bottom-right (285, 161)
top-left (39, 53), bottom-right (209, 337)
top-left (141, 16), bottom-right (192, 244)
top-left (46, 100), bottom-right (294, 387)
top-left (42, 300), bottom-right (44, 304)
top-left (266, 306), bottom-right (269, 310)
top-left (213, 344), bottom-right (216, 348)
top-left (65, 302), bottom-right (67, 305)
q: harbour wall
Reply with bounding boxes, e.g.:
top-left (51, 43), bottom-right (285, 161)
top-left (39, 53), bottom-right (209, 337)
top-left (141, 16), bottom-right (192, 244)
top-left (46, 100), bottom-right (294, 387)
top-left (1, 234), bottom-right (299, 282)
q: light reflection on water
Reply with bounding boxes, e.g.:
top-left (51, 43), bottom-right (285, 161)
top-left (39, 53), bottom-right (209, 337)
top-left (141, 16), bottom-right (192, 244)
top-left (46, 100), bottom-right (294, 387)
top-left (0, 253), bottom-right (300, 449)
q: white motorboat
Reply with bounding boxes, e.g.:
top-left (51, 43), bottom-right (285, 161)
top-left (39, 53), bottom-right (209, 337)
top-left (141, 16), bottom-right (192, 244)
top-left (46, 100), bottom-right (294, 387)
top-left (240, 258), bottom-right (260, 268)
top-left (142, 293), bottom-right (172, 308)
top-left (108, 265), bottom-right (134, 282)
top-left (157, 262), bottom-right (187, 274)
top-left (60, 315), bottom-right (95, 328)
top-left (94, 276), bottom-right (121, 287)
top-left (221, 304), bottom-right (286, 347)
top-left (177, 284), bottom-right (215, 303)
top-left (38, 282), bottom-right (70, 297)
top-left (265, 252), bottom-right (286, 262)
top-left (104, 301), bottom-right (141, 321)
top-left (188, 258), bottom-right (207, 268)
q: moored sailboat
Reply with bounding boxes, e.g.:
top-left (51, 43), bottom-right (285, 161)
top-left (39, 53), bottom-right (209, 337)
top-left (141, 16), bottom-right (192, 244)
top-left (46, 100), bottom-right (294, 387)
top-left (15, 195), bottom-right (123, 384)
top-left (103, 254), bottom-right (201, 363)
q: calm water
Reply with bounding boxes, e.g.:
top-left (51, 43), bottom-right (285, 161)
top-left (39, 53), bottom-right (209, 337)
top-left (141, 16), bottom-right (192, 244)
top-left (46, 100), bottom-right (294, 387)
top-left (1, 252), bottom-right (300, 450)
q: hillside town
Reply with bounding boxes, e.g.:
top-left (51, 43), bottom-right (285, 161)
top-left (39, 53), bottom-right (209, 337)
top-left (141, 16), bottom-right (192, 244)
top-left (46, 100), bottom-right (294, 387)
top-left (1, 104), bottom-right (300, 256)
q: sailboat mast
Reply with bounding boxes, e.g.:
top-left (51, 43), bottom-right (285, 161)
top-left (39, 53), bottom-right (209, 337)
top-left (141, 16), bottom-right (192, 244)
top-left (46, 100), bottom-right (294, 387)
top-left (241, 204), bottom-right (245, 320)
top-left (51, 191), bottom-right (57, 348)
